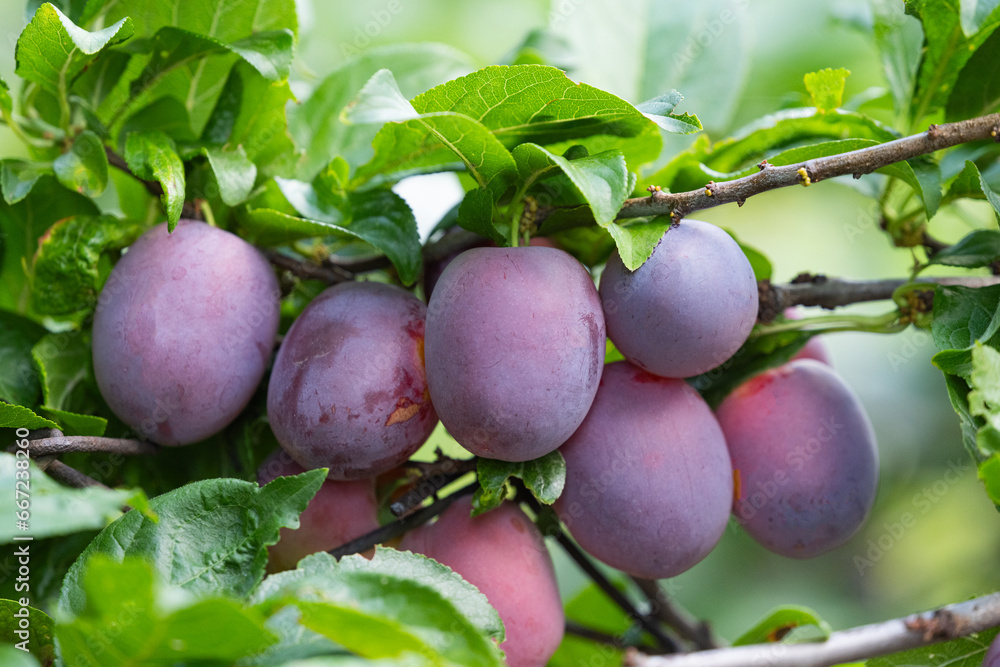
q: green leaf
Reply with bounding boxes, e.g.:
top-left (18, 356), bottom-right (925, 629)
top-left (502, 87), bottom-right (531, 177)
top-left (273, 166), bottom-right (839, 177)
top-left (0, 646), bottom-right (40, 667)
top-left (288, 43), bottom-right (475, 179)
top-left (0, 403), bottom-right (59, 430)
top-left (943, 160), bottom-right (1000, 217)
top-left (52, 130), bottom-right (107, 198)
top-left (456, 187), bottom-right (505, 245)
top-left (472, 451), bottom-right (566, 516)
top-left (946, 26), bottom-right (1000, 121)
top-left (56, 555), bottom-right (278, 666)
top-left (0, 601), bottom-right (54, 665)
top-left (513, 144), bottom-right (628, 227)
top-left (203, 61), bottom-right (297, 177)
top-left (204, 146), bottom-right (257, 206)
top-left (0, 452), bottom-right (141, 544)
top-left (605, 217), bottom-right (673, 272)
top-left (0, 177), bottom-right (99, 313)
top-left (1, 161), bottom-right (49, 205)
top-left (341, 68), bottom-right (419, 125)
top-left (961, 0), bottom-right (1000, 36)
top-left (58, 470), bottom-right (326, 615)
top-left (732, 606), bottom-right (830, 646)
top-left (14, 4), bottom-right (133, 94)
top-left (31, 331), bottom-right (107, 437)
top-left (97, 0), bottom-right (297, 137)
top-left (31, 214), bottom-right (143, 315)
top-left (123, 131), bottom-right (185, 228)
top-left (968, 343), bottom-right (1000, 460)
top-left (931, 284), bottom-right (1000, 377)
top-left (928, 229), bottom-right (1000, 267)
top-left (132, 27), bottom-right (294, 95)
top-left (242, 182), bottom-right (422, 285)
top-left (907, 0), bottom-right (1000, 121)
top-left (724, 228), bottom-right (773, 281)
top-left (354, 65), bottom-right (657, 188)
top-left (803, 68), bottom-right (852, 111)
top-left (0, 312), bottom-right (46, 407)
top-left (253, 549), bottom-right (505, 666)
top-left (635, 91), bottom-right (702, 134)
top-left (867, 626), bottom-right (999, 666)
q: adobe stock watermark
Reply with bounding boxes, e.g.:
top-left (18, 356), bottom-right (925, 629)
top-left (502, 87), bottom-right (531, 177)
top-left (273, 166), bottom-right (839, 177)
top-left (853, 459), bottom-right (969, 576)
top-left (339, 0), bottom-right (405, 59)
top-left (672, 0), bottom-right (751, 71)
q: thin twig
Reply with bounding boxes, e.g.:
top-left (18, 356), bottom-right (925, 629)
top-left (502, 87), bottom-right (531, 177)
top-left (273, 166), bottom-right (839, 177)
top-left (10, 436), bottom-right (158, 457)
top-left (631, 578), bottom-right (718, 650)
top-left (264, 248), bottom-right (356, 284)
top-left (35, 458), bottom-right (109, 489)
top-left (609, 113), bottom-right (1000, 223)
top-left (564, 621), bottom-right (666, 654)
top-left (390, 456), bottom-right (478, 517)
top-left (329, 482), bottom-right (477, 559)
top-left (626, 592), bottom-right (1000, 667)
top-left (516, 487), bottom-right (680, 653)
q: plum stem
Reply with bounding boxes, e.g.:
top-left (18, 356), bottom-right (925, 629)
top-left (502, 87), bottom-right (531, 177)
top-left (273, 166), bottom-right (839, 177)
top-left (752, 309), bottom-right (907, 337)
top-left (625, 592), bottom-right (1000, 667)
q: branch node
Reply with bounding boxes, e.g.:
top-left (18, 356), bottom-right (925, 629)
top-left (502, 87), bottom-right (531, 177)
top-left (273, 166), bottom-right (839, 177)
top-left (757, 159), bottom-right (770, 171)
top-left (904, 609), bottom-right (964, 642)
top-left (992, 125), bottom-right (1000, 142)
top-left (797, 167), bottom-right (812, 186)
top-left (927, 123), bottom-right (941, 139)
top-left (647, 185), bottom-right (662, 197)
top-left (704, 181), bottom-right (717, 197)
top-left (736, 197), bottom-right (746, 207)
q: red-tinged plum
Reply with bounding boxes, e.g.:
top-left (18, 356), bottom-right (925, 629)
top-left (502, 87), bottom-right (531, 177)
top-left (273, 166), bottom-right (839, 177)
top-left (784, 308), bottom-right (832, 365)
top-left (425, 246), bottom-right (604, 461)
top-left (400, 497), bottom-right (564, 667)
top-left (92, 220), bottom-right (280, 445)
top-left (599, 219), bottom-right (758, 378)
top-left (554, 361), bottom-right (733, 579)
top-left (257, 450), bottom-right (379, 572)
top-left (716, 359), bottom-right (879, 558)
top-left (267, 281), bottom-right (437, 479)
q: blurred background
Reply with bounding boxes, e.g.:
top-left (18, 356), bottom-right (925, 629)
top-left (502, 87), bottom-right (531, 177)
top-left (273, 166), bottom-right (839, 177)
top-left (2, 0), bottom-right (998, 646)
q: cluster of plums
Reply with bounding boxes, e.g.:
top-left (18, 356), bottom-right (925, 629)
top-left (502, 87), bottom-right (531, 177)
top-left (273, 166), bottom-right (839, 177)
top-left (92, 218), bottom-right (879, 667)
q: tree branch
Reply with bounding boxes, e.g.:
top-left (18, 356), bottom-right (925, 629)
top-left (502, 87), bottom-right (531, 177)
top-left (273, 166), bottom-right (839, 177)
top-left (612, 113), bottom-right (1000, 222)
top-left (759, 274), bottom-right (1000, 322)
top-left (11, 435), bottom-right (159, 458)
top-left (34, 458), bottom-right (110, 489)
top-left (625, 592), bottom-right (1000, 667)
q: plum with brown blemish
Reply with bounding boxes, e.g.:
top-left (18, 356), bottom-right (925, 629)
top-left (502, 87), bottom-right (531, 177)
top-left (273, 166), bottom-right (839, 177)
top-left (424, 246), bottom-right (605, 462)
top-left (257, 450), bottom-right (379, 572)
top-left (92, 220), bottom-right (280, 445)
top-left (267, 281), bottom-right (437, 479)
top-left (716, 359), bottom-right (878, 558)
top-left (554, 361), bottom-right (733, 579)
top-left (400, 497), bottom-right (564, 667)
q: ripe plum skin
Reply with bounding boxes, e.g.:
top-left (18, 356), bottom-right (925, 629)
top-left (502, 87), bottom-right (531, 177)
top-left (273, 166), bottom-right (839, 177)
top-left (424, 246), bottom-right (605, 461)
top-left (554, 361), bottom-right (733, 579)
top-left (715, 359), bottom-right (879, 558)
top-left (400, 497), bottom-right (564, 667)
top-left (985, 634), bottom-right (1000, 667)
top-left (599, 219), bottom-right (759, 378)
top-left (267, 281), bottom-right (437, 479)
top-left (257, 450), bottom-right (379, 572)
top-left (92, 220), bottom-right (280, 445)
